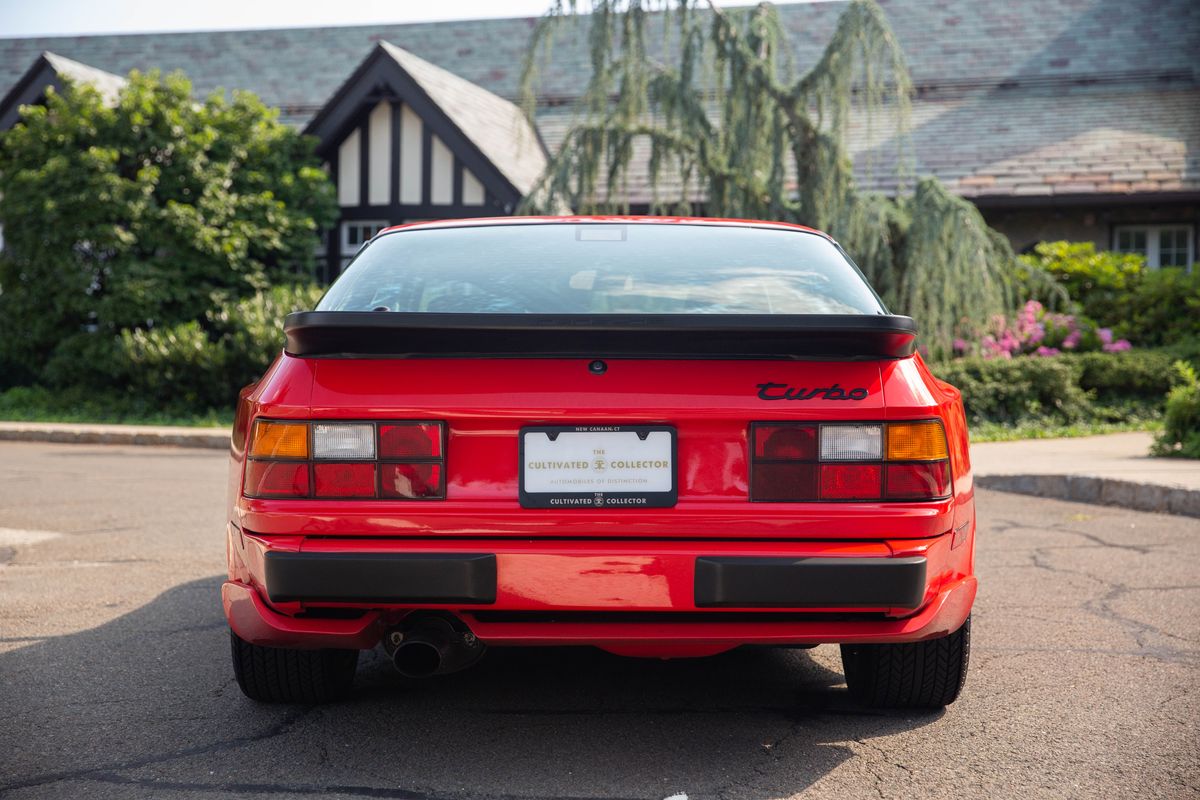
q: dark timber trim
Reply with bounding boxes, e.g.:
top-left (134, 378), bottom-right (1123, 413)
top-left (358, 118), bottom-right (370, 208)
top-left (304, 43), bottom-right (526, 209)
top-left (326, 151), bottom-right (341, 283)
top-left (421, 122), bottom-right (433, 206)
top-left (452, 155), bottom-right (464, 206)
top-left (389, 101), bottom-right (401, 207)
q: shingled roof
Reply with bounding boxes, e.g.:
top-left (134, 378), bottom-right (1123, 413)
top-left (1, 0), bottom-right (1196, 204)
top-left (379, 41), bottom-right (546, 197)
top-left (0, 51), bottom-right (125, 128)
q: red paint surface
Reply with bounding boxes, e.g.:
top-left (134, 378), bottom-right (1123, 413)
top-left (224, 217), bottom-right (976, 656)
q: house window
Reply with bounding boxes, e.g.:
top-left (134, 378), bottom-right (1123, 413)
top-left (340, 220), bottom-right (389, 271)
top-left (1113, 224), bottom-right (1195, 268)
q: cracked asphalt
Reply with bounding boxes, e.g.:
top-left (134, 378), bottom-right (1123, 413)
top-left (0, 440), bottom-right (1197, 799)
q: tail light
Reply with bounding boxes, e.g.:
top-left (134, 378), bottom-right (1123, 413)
top-left (751, 420), bottom-right (951, 502)
top-left (230, 382), bottom-right (259, 460)
top-left (243, 420), bottom-right (445, 500)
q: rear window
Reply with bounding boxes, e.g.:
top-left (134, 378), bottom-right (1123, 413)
top-left (317, 223), bottom-right (886, 315)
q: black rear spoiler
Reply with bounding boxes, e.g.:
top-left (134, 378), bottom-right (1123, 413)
top-left (283, 312), bottom-right (918, 360)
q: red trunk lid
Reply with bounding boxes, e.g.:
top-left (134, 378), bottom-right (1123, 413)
top-left (308, 357), bottom-right (883, 503)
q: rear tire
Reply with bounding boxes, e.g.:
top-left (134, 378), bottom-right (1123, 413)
top-left (230, 630), bottom-right (358, 704)
top-left (840, 615), bottom-right (970, 709)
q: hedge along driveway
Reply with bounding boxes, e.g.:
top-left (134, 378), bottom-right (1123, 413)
top-left (929, 350), bottom-right (1182, 427)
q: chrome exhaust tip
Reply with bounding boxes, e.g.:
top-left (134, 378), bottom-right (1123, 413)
top-left (384, 614), bottom-right (485, 678)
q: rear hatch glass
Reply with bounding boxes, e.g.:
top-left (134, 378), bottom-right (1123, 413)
top-left (317, 223), bottom-right (885, 316)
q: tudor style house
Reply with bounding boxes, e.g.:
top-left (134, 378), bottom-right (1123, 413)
top-left (301, 42), bottom-right (547, 277)
top-left (1, 0), bottom-right (1197, 281)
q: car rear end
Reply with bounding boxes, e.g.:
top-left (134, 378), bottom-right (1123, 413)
top-left (223, 218), bottom-right (976, 708)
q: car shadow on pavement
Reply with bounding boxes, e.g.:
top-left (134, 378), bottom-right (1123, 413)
top-left (1, 576), bottom-right (942, 800)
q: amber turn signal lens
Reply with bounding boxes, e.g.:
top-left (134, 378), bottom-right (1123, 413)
top-left (249, 421), bottom-right (309, 459)
top-left (886, 421), bottom-right (948, 461)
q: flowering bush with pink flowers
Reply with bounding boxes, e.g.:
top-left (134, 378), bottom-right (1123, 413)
top-left (953, 300), bottom-right (1131, 360)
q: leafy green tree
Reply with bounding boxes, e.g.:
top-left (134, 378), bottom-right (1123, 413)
top-left (0, 70), bottom-right (336, 386)
top-left (521, 0), bottom-right (1031, 356)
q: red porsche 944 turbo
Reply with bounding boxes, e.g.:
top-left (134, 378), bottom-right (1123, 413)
top-left (224, 217), bottom-right (976, 708)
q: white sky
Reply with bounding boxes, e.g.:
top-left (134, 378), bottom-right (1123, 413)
top-left (0, 0), bottom-right (830, 38)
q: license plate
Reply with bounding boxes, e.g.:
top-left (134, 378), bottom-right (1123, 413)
top-left (519, 425), bottom-right (677, 509)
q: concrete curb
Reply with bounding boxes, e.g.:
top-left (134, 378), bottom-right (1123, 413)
top-left (0, 422), bottom-right (228, 450)
top-left (977, 474), bottom-right (1200, 518)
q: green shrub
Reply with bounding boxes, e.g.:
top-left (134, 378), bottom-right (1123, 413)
top-left (29, 282), bottom-right (322, 414)
top-left (1017, 241), bottom-right (1200, 349)
top-left (119, 321), bottom-right (230, 411)
top-left (40, 330), bottom-right (128, 391)
top-left (1069, 350), bottom-right (1182, 402)
top-left (116, 283), bottom-right (324, 410)
top-left (1111, 267), bottom-right (1200, 348)
top-left (1161, 337), bottom-right (1200, 371)
top-left (1018, 241), bottom-right (1143, 317)
top-left (930, 356), bottom-right (1090, 424)
top-left (930, 349), bottom-right (1184, 429)
top-left (1151, 362), bottom-right (1200, 459)
top-left (206, 283), bottom-right (326, 390)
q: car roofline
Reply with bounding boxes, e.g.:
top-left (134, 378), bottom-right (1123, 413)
top-left (374, 215), bottom-right (836, 242)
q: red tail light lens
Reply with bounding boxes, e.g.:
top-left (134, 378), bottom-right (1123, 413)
top-left (752, 462), bottom-right (818, 501)
top-left (750, 421), bottom-right (951, 502)
top-left (381, 463), bottom-right (444, 498)
top-left (380, 423), bottom-right (443, 458)
top-left (243, 460), bottom-right (309, 498)
top-left (242, 420), bottom-right (445, 500)
top-left (754, 424), bottom-right (817, 460)
top-left (314, 463), bottom-right (377, 498)
top-left (820, 464), bottom-right (882, 499)
top-left (885, 462), bottom-right (951, 499)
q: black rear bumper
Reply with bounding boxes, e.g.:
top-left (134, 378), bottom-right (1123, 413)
top-left (262, 551), bottom-right (926, 609)
top-left (694, 556), bottom-right (927, 608)
top-left (263, 552), bottom-right (497, 604)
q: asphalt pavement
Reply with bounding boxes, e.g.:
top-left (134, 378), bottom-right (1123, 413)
top-left (0, 441), bottom-right (1196, 799)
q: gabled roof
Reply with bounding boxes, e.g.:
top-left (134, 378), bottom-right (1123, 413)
top-left (377, 41), bottom-right (546, 198)
top-left (0, 51), bottom-right (124, 129)
top-left (302, 41), bottom-right (548, 205)
top-left (41, 52), bottom-right (126, 102)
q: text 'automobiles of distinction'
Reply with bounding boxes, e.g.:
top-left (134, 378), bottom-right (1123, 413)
top-left (224, 217), bottom-right (976, 709)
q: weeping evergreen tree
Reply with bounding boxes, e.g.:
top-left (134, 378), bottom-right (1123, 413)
top-left (520, 0), bottom-right (1030, 357)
